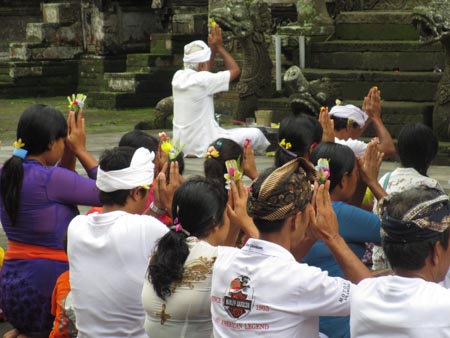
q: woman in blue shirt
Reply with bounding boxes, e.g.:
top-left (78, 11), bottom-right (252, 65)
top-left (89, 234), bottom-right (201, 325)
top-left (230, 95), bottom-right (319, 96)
top-left (304, 141), bottom-right (386, 338)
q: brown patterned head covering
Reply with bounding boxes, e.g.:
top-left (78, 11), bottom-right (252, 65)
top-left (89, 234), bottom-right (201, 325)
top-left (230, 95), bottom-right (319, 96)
top-left (379, 190), bottom-right (450, 243)
top-left (248, 158), bottom-right (316, 221)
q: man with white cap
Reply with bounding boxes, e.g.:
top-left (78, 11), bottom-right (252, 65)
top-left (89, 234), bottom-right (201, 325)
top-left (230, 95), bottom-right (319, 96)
top-left (172, 24), bottom-right (270, 157)
top-left (330, 87), bottom-right (395, 159)
top-left (68, 146), bottom-right (169, 337)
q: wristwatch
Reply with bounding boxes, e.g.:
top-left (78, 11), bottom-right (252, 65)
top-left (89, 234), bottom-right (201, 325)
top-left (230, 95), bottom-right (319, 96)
top-left (150, 201), bottom-right (166, 215)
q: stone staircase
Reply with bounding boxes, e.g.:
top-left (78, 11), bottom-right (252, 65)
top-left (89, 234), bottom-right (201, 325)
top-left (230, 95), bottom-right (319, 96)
top-left (0, 2), bottom-right (81, 98)
top-left (86, 52), bottom-right (177, 109)
top-left (303, 10), bottom-right (444, 139)
top-left (87, 31), bottom-right (207, 109)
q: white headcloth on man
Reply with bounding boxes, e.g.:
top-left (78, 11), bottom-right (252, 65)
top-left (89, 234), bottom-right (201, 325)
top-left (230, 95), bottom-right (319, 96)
top-left (96, 147), bottom-right (155, 192)
top-left (329, 104), bottom-right (368, 127)
top-left (183, 40), bottom-right (211, 63)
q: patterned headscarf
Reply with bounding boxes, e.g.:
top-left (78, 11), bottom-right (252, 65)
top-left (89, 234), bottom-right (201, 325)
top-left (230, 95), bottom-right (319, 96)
top-left (248, 158), bottom-right (316, 221)
top-left (380, 193), bottom-right (450, 243)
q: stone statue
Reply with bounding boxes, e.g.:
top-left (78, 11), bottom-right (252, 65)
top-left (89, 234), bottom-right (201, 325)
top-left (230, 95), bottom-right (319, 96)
top-left (412, 0), bottom-right (450, 140)
top-left (210, 0), bottom-right (273, 120)
top-left (283, 65), bottom-right (340, 116)
top-left (297, 0), bottom-right (334, 28)
top-left (153, 96), bottom-right (174, 129)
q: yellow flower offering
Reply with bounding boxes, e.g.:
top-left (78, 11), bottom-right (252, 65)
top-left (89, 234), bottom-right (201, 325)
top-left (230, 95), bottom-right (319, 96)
top-left (224, 159), bottom-right (243, 189)
top-left (67, 93), bottom-right (87, 113)
top-left (13, 138), bottom-right (25, 148)
top-left (161, 140), bottom-right (173, 154)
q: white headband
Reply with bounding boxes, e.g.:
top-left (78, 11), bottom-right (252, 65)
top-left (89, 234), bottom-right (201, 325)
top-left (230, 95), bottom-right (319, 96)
top-left (183, 40), bottom-right (211, 63)
top-left (96, 147), bottom-right (155, 193)
top-left (329, 104), bottom-right (368, 127)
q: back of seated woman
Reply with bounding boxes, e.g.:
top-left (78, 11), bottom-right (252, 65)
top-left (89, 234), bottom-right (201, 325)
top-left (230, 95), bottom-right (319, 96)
top-left (0, 104), bottom-right (99, 337)
top-left (303, 142), bottom-right (382, 338)
top-left (204, 137), bottom-right (259, 188)
top-left (142, 176), bottom-right (230, 338)
top-left (372, 123), bottom-right (444, 270)
top-left (275, 114), bottom-right (322, 167)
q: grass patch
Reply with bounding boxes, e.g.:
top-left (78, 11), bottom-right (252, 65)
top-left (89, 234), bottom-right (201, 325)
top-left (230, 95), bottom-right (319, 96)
top-left (0, 97), bottom-right (156, 143)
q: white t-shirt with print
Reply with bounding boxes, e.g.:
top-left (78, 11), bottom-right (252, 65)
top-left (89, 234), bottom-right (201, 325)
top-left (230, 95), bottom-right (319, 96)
top-left (351, 275), bottom-right (450, 337)
top-left (211, 238), bottom-right (353, 338)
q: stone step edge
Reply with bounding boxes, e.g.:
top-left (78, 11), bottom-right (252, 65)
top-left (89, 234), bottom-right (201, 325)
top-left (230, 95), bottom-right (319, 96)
top-left (302, 68), bottom-right (441, 80)
top-left (336, 11), bottom-right (414, 24)
top-left (311, 40), bottom-right (443, 52)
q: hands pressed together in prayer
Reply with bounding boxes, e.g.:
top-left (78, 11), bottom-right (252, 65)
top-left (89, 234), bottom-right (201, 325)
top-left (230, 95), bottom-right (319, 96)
top-left (362, 86), bottom-right (382, 123)
top-left (226, 180), bottom-right (259, 243)
top-left (319, 107), bottom-right (335, 143)
top-left (61, 108), bottom-right (99, 173)
top-left (152, 161), bottom-right (185, 217)
top-left (356, 139), bottom-right (387, 201)
top-left (242, 142), bottom-right (259, 180)
top-left (208, 24), bottom-right (224, 53)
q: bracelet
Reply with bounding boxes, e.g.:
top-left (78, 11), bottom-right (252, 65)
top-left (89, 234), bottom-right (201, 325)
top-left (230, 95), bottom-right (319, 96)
top-left (150, 201), bottom-right (166, 215)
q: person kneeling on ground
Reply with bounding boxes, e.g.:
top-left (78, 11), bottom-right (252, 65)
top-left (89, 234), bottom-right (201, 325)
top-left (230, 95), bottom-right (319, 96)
top-left (210, 158), bottom-right (371, 337)
top-left (351, 186), bottom-right (450, 337)
top-left (68, 147), bottom-right (169, 337)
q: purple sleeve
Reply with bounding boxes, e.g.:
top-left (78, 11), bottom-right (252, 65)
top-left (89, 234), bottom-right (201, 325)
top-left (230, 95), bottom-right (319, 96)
top-left (46, 167), bottom-right (101, 206)
top-left (87, 166), bottom-right (98, 179)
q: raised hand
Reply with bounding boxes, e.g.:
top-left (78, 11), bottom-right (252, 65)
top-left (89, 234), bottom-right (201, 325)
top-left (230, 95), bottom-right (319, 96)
top-left (319, 107), bottom-right (335, 143)
top-left (310, 181), bottom-right (340, 242)
top-left (242, 141), bottom-right (259, 180)
top-left (226, 180), bottom-right (259, 242)
top-left (152, 161), bottom-right (185, 216)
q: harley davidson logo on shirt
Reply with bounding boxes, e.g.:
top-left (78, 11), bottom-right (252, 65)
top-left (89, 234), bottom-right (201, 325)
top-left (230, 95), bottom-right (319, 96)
top-left (223, 275), bottom-right (254, 319)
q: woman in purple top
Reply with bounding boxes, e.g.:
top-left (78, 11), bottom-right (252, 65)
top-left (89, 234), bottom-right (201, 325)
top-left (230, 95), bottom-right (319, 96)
top-left (0, 104), bottom-right (100, 337)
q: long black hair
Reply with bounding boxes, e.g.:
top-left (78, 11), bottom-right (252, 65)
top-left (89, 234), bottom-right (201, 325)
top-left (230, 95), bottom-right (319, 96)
top-left (204, 138), bottom-right (243, 188)
top-left (0, 104), bottom-right (67, 224)
top-left (310, 142), bottom-right (355, 192)
top-left (397, 123), bottom-right (438, 176)
top-left (275, 114), bottom-right (322, 167)
top-left (148, 176), bottom-right (227, 300)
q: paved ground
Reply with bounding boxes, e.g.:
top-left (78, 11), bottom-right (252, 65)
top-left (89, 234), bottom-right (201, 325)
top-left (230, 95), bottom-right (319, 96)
top-left (0, 131), bottom-right (449, 333)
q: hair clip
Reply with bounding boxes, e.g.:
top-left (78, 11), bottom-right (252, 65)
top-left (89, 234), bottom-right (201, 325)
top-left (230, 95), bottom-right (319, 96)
top-left (315, 158), bottom-right (330, 185)
top-left (205, 146), bottom-right (220, 158)
top-left (171, 218), bottom-right (191, 237)
top-left (279, 138), bottom-right (292, 150)
top-left (279, 138), bottom-right (297, 158)
top-left (12, 138), bottom-right (27, 159)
